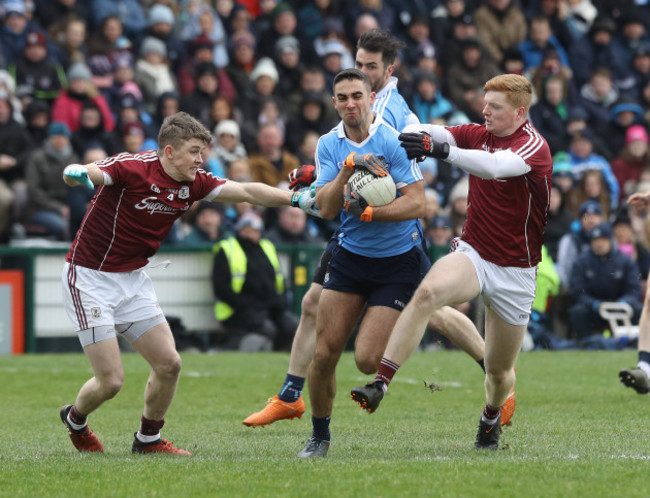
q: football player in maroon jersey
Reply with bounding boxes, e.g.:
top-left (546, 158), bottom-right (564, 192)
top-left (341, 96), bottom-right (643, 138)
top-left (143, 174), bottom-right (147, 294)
top-left (353, 74), bottom-right (553, 450)
top-left (58, 111), bottom-right (317, 455)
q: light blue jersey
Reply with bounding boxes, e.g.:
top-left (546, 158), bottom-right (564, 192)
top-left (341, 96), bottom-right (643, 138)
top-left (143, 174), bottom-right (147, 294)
top-left (373, 77), bottom-right (419, 131)
top-left (315, 114), bottom-right (424, 258)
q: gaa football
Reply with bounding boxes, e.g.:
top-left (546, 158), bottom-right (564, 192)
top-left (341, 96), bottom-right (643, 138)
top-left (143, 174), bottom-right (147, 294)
top-left (347, 169), bottom-right (397, 207)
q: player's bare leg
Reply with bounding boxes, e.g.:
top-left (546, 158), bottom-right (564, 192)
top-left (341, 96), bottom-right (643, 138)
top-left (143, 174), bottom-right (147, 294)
top-left (130, 322), bottom-right (190, 455)
top-left (351, 253), bottom-right (480, 413)
top-left (243, 283), bottom-right (322, 427)
top-left (430, 306), bottom-right (516, 425)
top-left (386, 253), bottom-right (480, 365)
top-left (60, 336), bottom-right (123, 452)
top-left (475, 307), bottom-right (524, 450)
top-left (309, 289), bottom-right (366, 418)
top-left (429, 306), bottom-right (484, 360)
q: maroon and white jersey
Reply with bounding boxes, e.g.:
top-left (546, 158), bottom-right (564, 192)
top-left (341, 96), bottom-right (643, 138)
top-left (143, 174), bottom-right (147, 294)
top-left (447, 121), bottom-right (552, 268)
top-left (66, 150), bottom-right (225, 272)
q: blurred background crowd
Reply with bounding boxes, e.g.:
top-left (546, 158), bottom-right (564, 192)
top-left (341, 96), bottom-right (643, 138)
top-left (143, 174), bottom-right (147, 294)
top-left (1, 0), bottom-right (650, 347)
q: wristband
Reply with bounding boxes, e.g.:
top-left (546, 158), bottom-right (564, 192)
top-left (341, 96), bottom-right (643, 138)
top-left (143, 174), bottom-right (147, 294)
top-left (360, 206), bottom-right (373, 222)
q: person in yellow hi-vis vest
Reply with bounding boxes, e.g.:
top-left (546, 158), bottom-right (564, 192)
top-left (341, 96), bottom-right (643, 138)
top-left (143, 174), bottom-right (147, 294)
top-left (212, 211), bottom-right (298, 351)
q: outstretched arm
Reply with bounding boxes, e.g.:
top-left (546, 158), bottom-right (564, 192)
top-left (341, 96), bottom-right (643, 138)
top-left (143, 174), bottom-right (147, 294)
top-left (213, 180), bottom-right (293, 206)
top-left (62, 163), bottom-right (104, 188)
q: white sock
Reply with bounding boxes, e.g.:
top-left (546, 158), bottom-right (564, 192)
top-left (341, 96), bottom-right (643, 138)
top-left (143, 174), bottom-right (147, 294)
top-left (136, 431), bottom-right (160, 443)
top-left (67, 413), bottom-right (86, 431)
top-left (637, 361), bottom-right (650, 378)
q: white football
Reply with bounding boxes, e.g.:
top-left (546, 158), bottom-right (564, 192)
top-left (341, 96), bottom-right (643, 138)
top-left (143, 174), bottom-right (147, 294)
top-left (347, 169), bottom-right (396, 207)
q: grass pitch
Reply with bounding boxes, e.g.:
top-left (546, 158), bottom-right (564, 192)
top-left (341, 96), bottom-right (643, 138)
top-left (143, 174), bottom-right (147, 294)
top-left (0, 350), bottom-right (648, 497)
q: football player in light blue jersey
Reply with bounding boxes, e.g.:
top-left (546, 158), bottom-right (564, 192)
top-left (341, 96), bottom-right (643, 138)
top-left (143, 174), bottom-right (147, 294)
top-left (314, 113), bottom-right (423, 257)
top-left (296, 68), bottom-right (430, 458)
top-left (243, 30), bottom-right (498, 438)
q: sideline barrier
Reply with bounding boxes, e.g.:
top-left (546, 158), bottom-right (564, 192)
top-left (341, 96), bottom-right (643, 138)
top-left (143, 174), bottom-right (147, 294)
top-left (0, 244), bottom-right (326, 353)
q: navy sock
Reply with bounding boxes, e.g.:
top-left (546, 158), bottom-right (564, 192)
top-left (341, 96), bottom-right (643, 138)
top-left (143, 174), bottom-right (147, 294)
top-left (312, 415), bottom-right (331, 441)
top-left (639, 350), bottom-right (650, 365)
top-left (278, 374), bottom-right (305, 403)
top-left (477, 358), bottom-right (486, 374)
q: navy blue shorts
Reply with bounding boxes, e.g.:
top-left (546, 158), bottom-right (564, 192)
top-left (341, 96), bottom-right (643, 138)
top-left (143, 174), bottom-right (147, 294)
top-left (312, 238), bottom-right (338, 286)
top-left (323, 245), bottom-right (431, 311)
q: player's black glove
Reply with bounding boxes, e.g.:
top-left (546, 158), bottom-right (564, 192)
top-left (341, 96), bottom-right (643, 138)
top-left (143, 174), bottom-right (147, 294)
top-left (343, 183), bottom-right (373, 222)
top-left (343, 152), bottom-right (389, 177)
top-left (398, 132), bottom-right (450, 161)
top-left (288, 164), bottom-right (316, 191)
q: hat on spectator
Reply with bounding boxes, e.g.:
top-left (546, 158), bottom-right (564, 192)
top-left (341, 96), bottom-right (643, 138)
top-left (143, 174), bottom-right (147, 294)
top-left (409, 14), bottom-right (429, 28)
top-left (619, 9), bottom-right (646, 27)
top-left (571, 128), bottom-right (594, 143)
top-left (414, 69), bottom-right (439, 86)
top-left (47, 122), bottom-right (71, 138)
top-left (322, 17), bottom-right (344, 36)
top-left (460, 36), bottom-right (481, 50)
top-left (611, 96), bottom-right (644, 120)
top-left (579, 200), bottom-right (603, 217)
top-left (3, 0), bottom-right (26, 17)
top-left (590, 16), bottom-right (617, 35)
top-left (119, 92), bottom-right (142, 110)
top-left (590, 222), bottom-right (612, 240)
top-left (140, 36), bottom-right (167, 58)
top-left (430, 215), bottom-right (451, 230)
top-left (455, 13), bottom-right (474, 26)
top-left (567, 106), bottom-right (589, 122)
top-left (250, 57), bottom-right (279, 83)
top-left (417, 41), bottom-right (436, 60)
top-left (122, 121), bottom-right (145, 137)
top-left (625, 124), bottom-right (649, 145)
top-left (552, 151), bottom-right (572, 175)
top-left (235, 212), bottom-right (264, 232)
top-left (113, 51), bottom-right (134, 70)
top-left (272, 2), bottom-right (294, 19)
top-left (149, 4), bottom-right (175, 26)
top-left (231, 31), bottom-right (256, 51)
top-left (542, 47), bottom-right (561, 61)
top-left (634, 43), bottom-right (650, 58)
top-left (322, 39), bottom-right (346, 57)
top-left (67, 62), bottom-right (92, 82)
top-left (275, 35), bottom-right (300, 57)
top-left (190, 34), bottom-right (214, 55)
top-left (25, 31), bottom-right (46, 49)
top-left (214, 119), bottom-right (240, 140)
top-left (195, 62), bottom-right (218, 78)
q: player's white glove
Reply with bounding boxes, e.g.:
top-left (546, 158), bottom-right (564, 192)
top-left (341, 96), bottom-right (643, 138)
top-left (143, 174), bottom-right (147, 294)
top-left (64, 165), bottom-right (94, 189)
top-left (291, 183), bottom-right (322, 218)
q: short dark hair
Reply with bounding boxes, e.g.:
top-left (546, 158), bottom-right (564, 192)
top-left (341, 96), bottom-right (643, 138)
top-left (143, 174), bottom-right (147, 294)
top-left (333, 68), bottom-right (371, 93)
top-left (157, 112), bottom-right (211, 155)
top-left (356, 28), bottom-right (405, 68)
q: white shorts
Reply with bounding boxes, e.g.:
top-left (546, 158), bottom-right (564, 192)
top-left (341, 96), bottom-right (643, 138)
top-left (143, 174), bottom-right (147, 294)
top-left (453, 240), bottom-right (537, 326)
top-left (62, 262), bottom-right (165, 346)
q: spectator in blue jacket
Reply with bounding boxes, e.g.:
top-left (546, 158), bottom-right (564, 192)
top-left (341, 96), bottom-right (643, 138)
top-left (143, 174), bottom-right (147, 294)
top-left (568, 129), bottom-right (620, 209)
top-left (569, 222), bottom-right (642, 339)
top-left (570, 16), bottom-right (632, 89)
top-left (519, 15), bottom-right (570, 72)
top-left (409, 70), bottom-right (455, 125)
top-left (90, 0), bottom-right (148, 43)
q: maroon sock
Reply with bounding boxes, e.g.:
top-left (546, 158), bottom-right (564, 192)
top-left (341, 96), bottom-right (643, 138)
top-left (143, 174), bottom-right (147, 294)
top-left (482, 404), bottom-right (500, 421)
top-left (139, 416), bottom-right (165, 436)
top-left (69, 405), bottom-right (87, 426)
top-left (375, 358), bottom-right (400, 387)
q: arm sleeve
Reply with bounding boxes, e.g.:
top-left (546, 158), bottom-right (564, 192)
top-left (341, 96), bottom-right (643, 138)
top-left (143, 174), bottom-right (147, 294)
top-left (445, 147), bottom-right (532, 179)
top-left (402, 123), bottom-right (531, 179)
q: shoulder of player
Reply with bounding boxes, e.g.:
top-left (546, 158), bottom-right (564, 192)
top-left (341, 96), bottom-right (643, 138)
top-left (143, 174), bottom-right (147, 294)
top-left (96, 150), bottom-right (159, 169)
top-left (509, 123), bottom-right (550, 162)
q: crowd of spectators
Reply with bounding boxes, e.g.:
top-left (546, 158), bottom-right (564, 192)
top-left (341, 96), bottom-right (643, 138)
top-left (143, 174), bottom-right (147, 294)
top-left (2, 0), bottom-right (650, 342)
